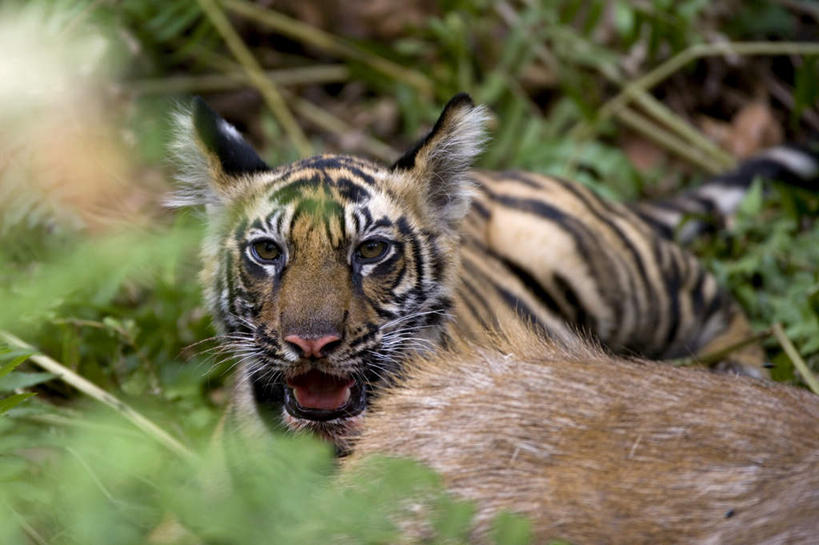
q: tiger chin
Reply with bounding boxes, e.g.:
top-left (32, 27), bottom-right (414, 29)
top-left (170, 93), bottom-right (815, 452)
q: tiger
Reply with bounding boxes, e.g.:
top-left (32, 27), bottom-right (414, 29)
top-left (344, 324), bottom-right (819, 544)
top-left (170, 93), bottom-right (818, 451)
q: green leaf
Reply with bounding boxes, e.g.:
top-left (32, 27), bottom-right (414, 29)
top-left (737, 178), bottom-right (764, 218)
top-left (0, 372), bottom-right (55, 391)
top-left (582, 0), bottom-right (605, 35)
top-left (432, 495), bottom-right (475, 541)
top-left (491, 511), bottom-right (533, 545)
top-left (0, 393), bottom-right (36, 415)
top-left (0, 454), bottom-right (28, 480)
top-left (0, 352), bottom-right (33, 381)
top-left (613, 1), bottom-right (636, 39)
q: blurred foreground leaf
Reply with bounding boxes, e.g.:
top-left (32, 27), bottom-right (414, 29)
top-left (0, 222), bottom-right (201, 332)
top-left (0, 393), bottom-right (35, 415)
top-left (0, 409), bottom-right (527, 544)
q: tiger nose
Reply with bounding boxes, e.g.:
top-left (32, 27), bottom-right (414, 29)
top-left (284, 334), bottom-right (342, 359)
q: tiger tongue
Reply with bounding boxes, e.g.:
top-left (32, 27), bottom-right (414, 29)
top-left (288, 370), bottom-right (353, 411)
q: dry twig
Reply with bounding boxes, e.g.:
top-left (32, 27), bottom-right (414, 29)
top-left (196, 0), bottom-right (312, 156)
top-left (128, 65), bottom-right (350, 96)
top-left (671, 328), bottom-right (773, 368)
top-left (772, 323), bottom-right (819, 395)
top-left (223, 0), bottom-right (434, 96)
top-left (495, 0), bottom-right (733, 175)
top-left (585, 42), bottom-right (819, 141)
top-left (187, 46), bottom-right (398, 161)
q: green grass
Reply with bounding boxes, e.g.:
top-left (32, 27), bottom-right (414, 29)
top-left (1, 0), bottom-right (818, 543)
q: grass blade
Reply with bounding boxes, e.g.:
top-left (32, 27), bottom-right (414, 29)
top-left (0, 393), bottom-right (36, 415)
top-left (0, 331), bottom-right (197, 462)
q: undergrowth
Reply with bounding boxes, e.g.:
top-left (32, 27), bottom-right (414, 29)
top-left (1, 0), bottom-right (817, 543)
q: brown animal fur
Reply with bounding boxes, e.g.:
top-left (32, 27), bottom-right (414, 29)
top-left (345, 326), bottom-right (819, 544)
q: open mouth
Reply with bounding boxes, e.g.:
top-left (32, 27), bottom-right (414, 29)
top-left (284, 369), bottom-right (366, 422)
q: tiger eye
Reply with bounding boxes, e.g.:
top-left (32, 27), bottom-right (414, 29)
top-left (357, 240), bottom-right (389, 261)
top-left (252, 240), bottom-right (281, 262)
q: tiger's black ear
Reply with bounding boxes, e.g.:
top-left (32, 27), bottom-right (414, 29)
top-left (192, 97), bottom-right (269, 177)
top-left (168, 97), bottom-right (269, 207)
top-left (391, 93), bottom-right (489, 228)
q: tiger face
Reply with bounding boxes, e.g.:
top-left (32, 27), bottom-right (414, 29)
top-left (172, 95), bottom-right (489, 443)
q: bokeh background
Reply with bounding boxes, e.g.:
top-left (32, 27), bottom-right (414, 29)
top-left (1, 1), bottom-right (818, 543)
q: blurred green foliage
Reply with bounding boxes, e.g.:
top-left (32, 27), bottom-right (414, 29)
top-left (1, 0), bottom-right (818, 542)
top-left (0, 409), bottom-right (508, 545)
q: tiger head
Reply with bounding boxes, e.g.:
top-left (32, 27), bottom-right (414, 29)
top-left (172, 95), bottom-right (488, 445)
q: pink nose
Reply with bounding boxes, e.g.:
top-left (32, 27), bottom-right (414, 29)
top-left (284, 334), bottom-right (341, 358)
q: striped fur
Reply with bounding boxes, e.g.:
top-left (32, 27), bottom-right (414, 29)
top-left (172, 94), bottom-right (816, 449)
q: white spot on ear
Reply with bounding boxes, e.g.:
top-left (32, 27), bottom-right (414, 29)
top-left (219, 118), bottom-right (244, 143)
top-left (761, 146), bottom-right (818, 179)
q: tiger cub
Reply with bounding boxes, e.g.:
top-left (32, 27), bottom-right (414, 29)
top-left (171, 94), bottom-right (816, 450)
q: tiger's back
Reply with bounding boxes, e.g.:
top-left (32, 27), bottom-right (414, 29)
top-left (171, 93), bottom-right (818, 448)
top-left (456, 169), bottom-right (759, 366)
